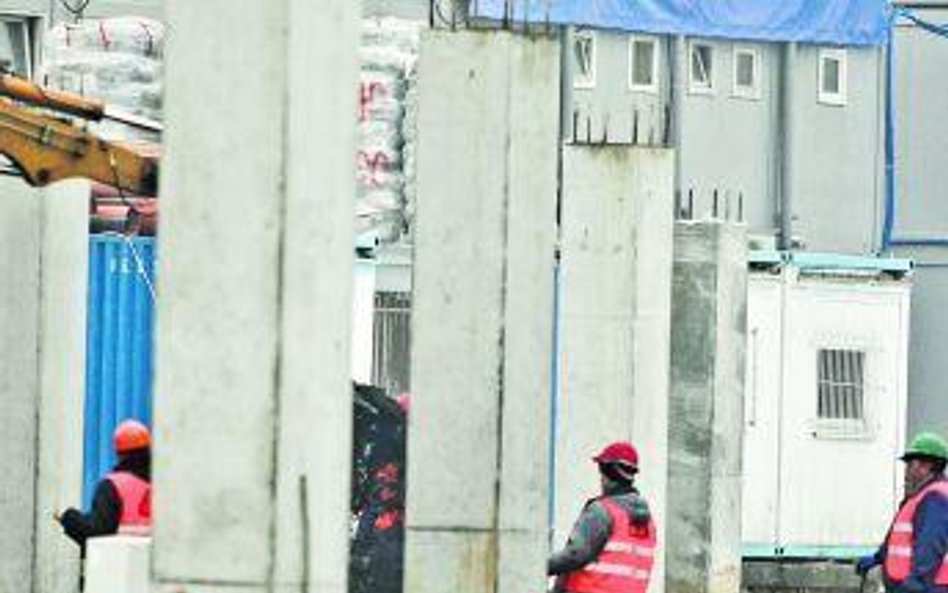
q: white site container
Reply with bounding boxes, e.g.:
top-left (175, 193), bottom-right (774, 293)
top-left (742, 252), bottom-right (912, 559)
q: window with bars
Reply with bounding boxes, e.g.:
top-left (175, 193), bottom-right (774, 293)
top-left (817, 348), bottom-right (865, 421)
top-left (372, 292), bottom-right (412, 396)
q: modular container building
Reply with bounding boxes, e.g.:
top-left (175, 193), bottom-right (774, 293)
top-left (742, 253), bottom-right (911, 558)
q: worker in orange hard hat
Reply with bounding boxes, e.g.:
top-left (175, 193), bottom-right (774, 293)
top-left (56, 419), bottom-right (153, 548)
top-left (547, 440), bottom-right (657, 593)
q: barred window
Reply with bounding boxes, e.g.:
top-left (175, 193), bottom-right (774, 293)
top-left (372, 292), bottom-right (412, 395)
top-left (817, 349), bottom-right (865, 420)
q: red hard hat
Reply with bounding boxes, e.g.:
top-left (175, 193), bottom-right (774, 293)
top-left (593, 441), bottom-right (639, 468)
top-left (114, 419), bottom-right (151, 453)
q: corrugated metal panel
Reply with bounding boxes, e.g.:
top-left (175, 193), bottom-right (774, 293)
top-left (83, 234), bottom-right (156, 507)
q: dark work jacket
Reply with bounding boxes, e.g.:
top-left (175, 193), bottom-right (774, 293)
top-left (59, 450), bottom-right (151, 549)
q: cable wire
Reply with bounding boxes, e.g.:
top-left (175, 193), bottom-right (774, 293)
top-left (60, 0), bottom-right (91, 19)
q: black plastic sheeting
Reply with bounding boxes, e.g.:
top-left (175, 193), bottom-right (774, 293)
top-left (351, 383), bottom-right (407, 593)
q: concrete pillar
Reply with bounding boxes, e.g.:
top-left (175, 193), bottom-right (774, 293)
top-left (557, 146), bottom-right (675, 593)
top-left (0, 179), bottom-right (42, 593)
top-left (152, 0), bottom-right (358, 591)
top-left (405, 30), bottom-right (559, 593)
top-left (0, 178), bottom-right (87, 593)
top-left (666, 221), bottom-right (747, 593)
top-left (33, 180), bottom-right (91, 593)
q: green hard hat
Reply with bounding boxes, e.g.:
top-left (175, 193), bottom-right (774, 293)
top-left (901, 432), bottom-right (948, 462)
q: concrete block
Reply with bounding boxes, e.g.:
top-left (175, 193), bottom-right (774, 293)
top-left (407, 29), bottom-right (559, 593)
top-left (85, 537), bottom-right (151, 593)
top-left (667, 221), bottom-right (747, 593)
top-left (557, 146), bottom-right (675, 593)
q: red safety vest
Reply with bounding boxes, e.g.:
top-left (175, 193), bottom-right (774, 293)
top-left (562, 497), bottom-right (657, 593)
top-left (106, 471), bottom-right (152, 536)
top-left (883, 479), bottom-right (948, 585)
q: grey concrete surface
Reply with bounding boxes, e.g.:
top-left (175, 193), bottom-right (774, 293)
top-left (406, 29), bottom-right (559, 593)
top-left (152, 0), bottom-right (358, 590)
top-left (557, 146), bottom-right (674, 593)
top-left (667, 221), bottom-right (747, 593)
top-left (742, 560), bottom-right (883, 593)
top-left (0, 178), bottom-right (42, 593)
top-left (33, 180), bottom-right (90, 593)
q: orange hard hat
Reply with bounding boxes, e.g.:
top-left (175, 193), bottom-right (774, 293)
top-left (114, 419), bottom-right (151, 453)
top-left (593, 441), bottom-right (639, 469)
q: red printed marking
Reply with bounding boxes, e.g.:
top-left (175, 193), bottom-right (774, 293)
top-left (359, 81), bottom-right (388, 122)
top-left (357, 150), bottom-right (391, 188)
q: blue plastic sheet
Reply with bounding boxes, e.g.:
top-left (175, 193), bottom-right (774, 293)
top-left (472, 0), bottom-right (889, 46)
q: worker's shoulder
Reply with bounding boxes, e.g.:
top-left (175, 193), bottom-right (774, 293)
top-left (921, 481), bottom-right (948, 507)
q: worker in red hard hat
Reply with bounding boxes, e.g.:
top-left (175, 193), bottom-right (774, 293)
top-left (547, 440), bottom-right (657, 593)
top-left (57, 419), bottom-right (153, 548)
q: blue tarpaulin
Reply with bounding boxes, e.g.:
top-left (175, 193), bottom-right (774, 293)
top-left (472, 0), bottom-right (889, 46)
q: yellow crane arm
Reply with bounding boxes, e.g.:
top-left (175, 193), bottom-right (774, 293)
top-left (0, 97), bottom-right (159, 196)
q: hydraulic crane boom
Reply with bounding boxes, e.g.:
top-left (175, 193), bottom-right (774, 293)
top-left (0, 74), bottom-right (160, 197)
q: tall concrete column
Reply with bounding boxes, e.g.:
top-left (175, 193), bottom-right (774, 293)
top-left (33, 180), bottom-right (91, 593)
top-left (152, 0), bottom-right (358, 591)
top-left (557, 146), bottom-right (675, 593)
top-left (0, 179), bottom-right (42, 593)
top-left (0, 178), bottom-right (89, 593)
top-left (666, 220), bottom-right (747, 593)
top-left (405, 30), bottom-right (559, 593)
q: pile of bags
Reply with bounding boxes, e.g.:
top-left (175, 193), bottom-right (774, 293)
top-left (43, 16), bottom-right (164, 142)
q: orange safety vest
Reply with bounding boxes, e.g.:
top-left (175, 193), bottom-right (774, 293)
top-left (883, 479), bottom-right (948, 585)
top-left (106, 471), bottom-right (152, 536)
top-left (562, 497), bottom-right (657, 593)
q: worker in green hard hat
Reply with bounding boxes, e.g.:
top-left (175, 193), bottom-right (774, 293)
top-left (856, 432), bottom-right (948, 593)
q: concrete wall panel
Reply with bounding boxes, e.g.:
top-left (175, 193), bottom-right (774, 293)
top-left (406, 29), bottom-right (558, 593)
top-left (0, 179), bottom-right (41, 593)
top-left (667, 221), bottom-right (746, 593)
top-left (271, 0), bottom-right (359, 588)
top-left (558, 146), bottom-right (674, 593)
top-left (154, 0), bottom-right (358, 589)
top-left (33, 180), bottom-right (90, 593)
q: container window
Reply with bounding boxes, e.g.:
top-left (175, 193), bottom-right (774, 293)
top-left (818, 48), bottom-right (847, 106)
top-left (733, 45), bottom-right (761, 100)
top-left (689, 42), bottom-right (714, 94)
top-left (573, 29), bottom-right (597, 89)
top-left (629, 36), bottom-right (658, 93)
top-left (817, 349), bottom-right (865, 421)
top-left (0, 17), bottom-right (34, 78)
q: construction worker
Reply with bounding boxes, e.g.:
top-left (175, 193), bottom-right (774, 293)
top-left (856, 431), bottom-right (948, 593)
top-left (548, 440), bottom-right (657, 593)
top-left (56, 419), bottom-right (153, 548)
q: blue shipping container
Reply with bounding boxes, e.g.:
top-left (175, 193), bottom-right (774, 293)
top-left (83, 234), bottom-right (156, 508)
